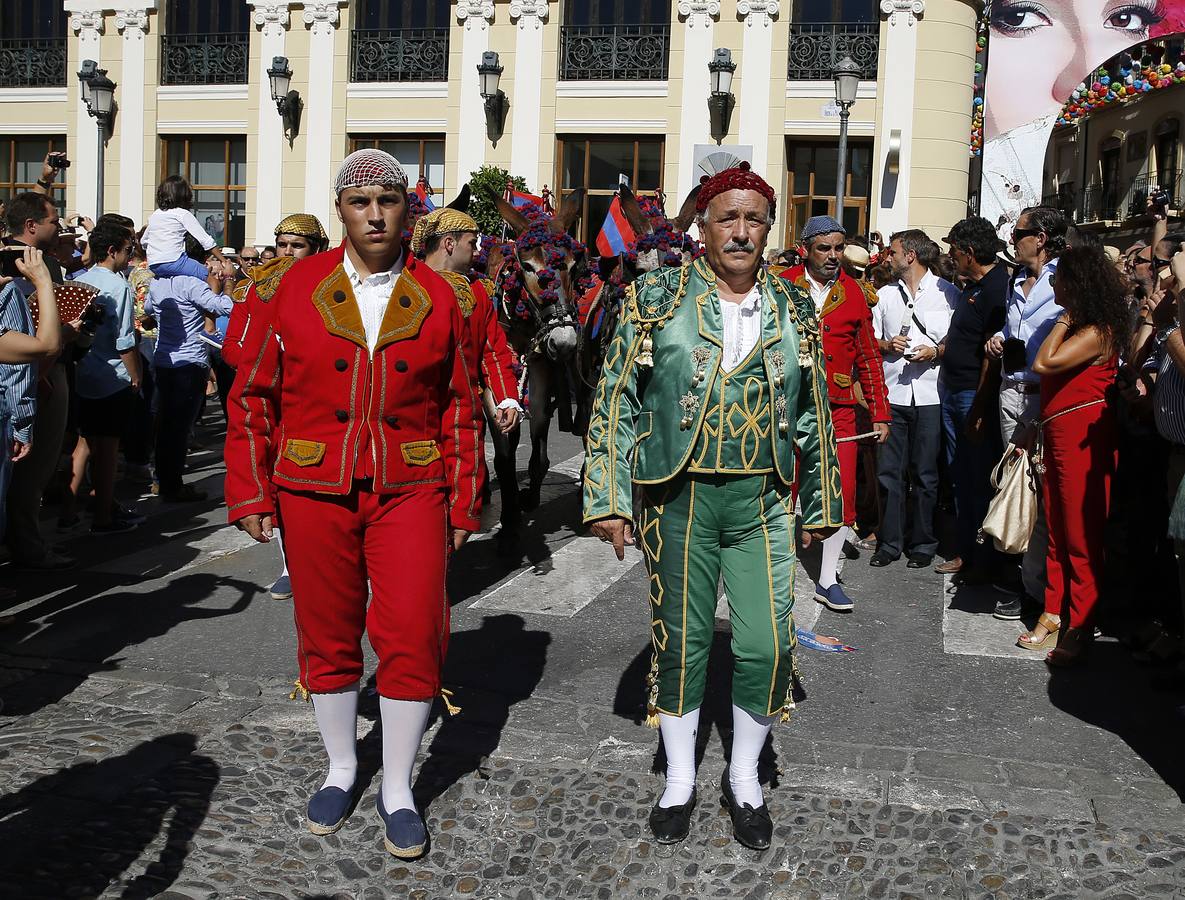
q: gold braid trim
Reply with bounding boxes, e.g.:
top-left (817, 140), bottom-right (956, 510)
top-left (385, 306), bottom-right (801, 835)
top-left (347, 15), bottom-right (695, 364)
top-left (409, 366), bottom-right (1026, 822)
top-left (440, 688), bottom-right (462, 716)
top-left (439, 270), bottom-right (477, 318)
top-left (289, 679), bottom-right (311, 702)
top-left (644, 651), bottom-right (661, 728)
top-left (249, 255), bottom-right (298, 302)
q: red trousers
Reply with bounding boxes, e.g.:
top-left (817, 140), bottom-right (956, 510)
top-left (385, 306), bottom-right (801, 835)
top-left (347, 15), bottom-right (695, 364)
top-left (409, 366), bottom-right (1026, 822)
top-left (278, 485), bottom-right (450, 699)
top-left (1042, 408), bottom-right (1116, 628)
top-left (832, 403), bottom-right (858, 526)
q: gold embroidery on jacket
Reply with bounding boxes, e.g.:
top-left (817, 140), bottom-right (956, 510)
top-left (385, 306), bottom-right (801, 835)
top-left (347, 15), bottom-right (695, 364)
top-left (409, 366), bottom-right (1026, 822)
top-left (401, 439), bottom-right (442, 466)
top-left (283, 439), bottom-right (326, 467)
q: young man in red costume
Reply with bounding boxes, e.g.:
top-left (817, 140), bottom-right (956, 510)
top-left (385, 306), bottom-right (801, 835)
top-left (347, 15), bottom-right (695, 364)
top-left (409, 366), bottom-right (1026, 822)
top-left (410, 206), bottom-right (522, 452)
top-left (224, 149), bottom-right (481, 859)
top-left (777, 216), bottom-right (891, 613)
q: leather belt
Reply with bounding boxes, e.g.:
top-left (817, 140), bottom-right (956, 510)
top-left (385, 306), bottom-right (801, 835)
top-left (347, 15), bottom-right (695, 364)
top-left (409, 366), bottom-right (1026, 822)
top-left (1003, 381), bottom-right (1040, 394)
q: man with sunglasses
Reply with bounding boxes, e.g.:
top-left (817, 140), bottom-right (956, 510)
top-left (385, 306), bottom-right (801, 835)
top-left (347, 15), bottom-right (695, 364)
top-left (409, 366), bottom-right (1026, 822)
top-left (978, 205), bottom-right (1066, 609)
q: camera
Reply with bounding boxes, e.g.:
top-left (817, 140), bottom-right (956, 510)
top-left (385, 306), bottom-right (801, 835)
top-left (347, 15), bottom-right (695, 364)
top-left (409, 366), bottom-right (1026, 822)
top-left (79, 301), bottom-right (105, 335)
top-left (1002, 337), bottom-right (1027, 374)
top-left (48, 153), bottom-right (70, 171)
top-left (1148, 188), bottom-right (1170, 213)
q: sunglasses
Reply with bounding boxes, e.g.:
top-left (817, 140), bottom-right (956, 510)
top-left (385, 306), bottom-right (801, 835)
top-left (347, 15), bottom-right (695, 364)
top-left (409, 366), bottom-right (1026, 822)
top-left (1010, 227), bottom-right (1042, 241)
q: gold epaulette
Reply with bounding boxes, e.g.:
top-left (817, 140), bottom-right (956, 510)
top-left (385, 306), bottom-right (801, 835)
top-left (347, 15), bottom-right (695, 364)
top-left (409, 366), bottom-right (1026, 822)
top-left (859, 280), bottom-right (879, 308)
top-left (231, 280), bottom-right (251, 304)
top-left (249, 255), bottom-right (298, 302)
top-left (476, 276), bottom-right (495, 298)
top-left (767, 263), bottom-right (790, 279)
top-left (439, 269), bottom-right (477, 318)
top-left (633, 264), bottom-right (689, 325)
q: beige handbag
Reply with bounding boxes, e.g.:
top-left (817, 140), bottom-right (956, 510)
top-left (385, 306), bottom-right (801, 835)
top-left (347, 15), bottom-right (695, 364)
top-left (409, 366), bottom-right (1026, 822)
top-left (978, 444), bottom-right (1039, 554)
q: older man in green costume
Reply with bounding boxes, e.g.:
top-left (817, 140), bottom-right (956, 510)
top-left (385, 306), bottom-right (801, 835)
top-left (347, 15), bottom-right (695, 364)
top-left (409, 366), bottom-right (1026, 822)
top-left (584, 163), bottom-right (843, 850)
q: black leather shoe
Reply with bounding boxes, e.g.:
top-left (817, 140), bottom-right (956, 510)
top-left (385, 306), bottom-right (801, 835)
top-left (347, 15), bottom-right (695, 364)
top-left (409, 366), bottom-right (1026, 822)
top-left (648, 789), bottom-right (696, 844)
top-left (906, 553), bottom-right (934, 568)
top-left (842, 540), bottom-right (860, 560)
top-left (721, 768), bottom-right (772, 851)
top-left (869, 551), bottom-right (894, 568)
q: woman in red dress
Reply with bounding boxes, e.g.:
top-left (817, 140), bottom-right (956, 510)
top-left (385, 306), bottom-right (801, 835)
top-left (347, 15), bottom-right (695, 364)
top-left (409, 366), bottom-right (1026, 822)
top-left (1018, 246), bottom-right (1131, 666)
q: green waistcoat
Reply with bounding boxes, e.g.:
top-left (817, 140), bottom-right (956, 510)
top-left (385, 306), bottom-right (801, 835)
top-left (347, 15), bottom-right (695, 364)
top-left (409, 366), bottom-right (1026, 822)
top-left (582, 257), bottom-right (844, 529)
top-left (688, 342), bottom-right (775, 474)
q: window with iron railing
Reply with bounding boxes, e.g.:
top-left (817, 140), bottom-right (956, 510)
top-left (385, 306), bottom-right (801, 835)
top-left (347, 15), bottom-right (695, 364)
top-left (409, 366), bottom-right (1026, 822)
top-left (350, 0), bottom-right (450, 82)
top-left (560, 0), bottom-right (670, 81)
top-left (0, 7), bottom-right (66, 87)
top-left (788, 0), bottom-right (878, 81)
top-left (161, 0), bottom-right (249, 86)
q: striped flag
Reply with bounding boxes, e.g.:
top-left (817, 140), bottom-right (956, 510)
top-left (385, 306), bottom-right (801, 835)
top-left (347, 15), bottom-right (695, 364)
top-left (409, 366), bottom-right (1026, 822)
top-left (595, 194), bottom-right (637, 258)
top-left (414, 177), bottom-right (436, 211)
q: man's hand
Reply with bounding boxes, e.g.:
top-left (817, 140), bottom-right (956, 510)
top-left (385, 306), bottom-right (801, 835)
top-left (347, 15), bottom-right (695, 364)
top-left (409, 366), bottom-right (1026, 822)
top-left (801, 525), bottom-right (839, 549)
top-left (451, 528), bottom-right (470, 552)
top-left (40, 152), bottom-right (65, 185)
top-left (11, 439), bottom-right (31, 463)
top-left (985, 335), bottom-right (1004, 359)
top-left (889, 334), bottom-right (910, 355)
top-left (590, 516), bottom-right (634, 561)
top-left (494, 406), bottom-right (521, 433)
top-left (236, 514), bottom-right (274, 543)
top-left (873, 422), bottom-right (890, 444)
top-left (911, 345), bottom-right (937, 364)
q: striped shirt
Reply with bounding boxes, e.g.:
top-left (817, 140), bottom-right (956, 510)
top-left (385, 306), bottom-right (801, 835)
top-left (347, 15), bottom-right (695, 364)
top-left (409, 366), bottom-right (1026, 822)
top-left (1155, 329), bottom-right (1185, 445)
top-left (0, 281), bottom-right (37, 442)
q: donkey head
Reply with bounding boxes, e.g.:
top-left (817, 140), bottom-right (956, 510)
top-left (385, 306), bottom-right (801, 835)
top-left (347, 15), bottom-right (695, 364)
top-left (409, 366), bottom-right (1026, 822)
top-left (493, 188), bottom-right (587, 361)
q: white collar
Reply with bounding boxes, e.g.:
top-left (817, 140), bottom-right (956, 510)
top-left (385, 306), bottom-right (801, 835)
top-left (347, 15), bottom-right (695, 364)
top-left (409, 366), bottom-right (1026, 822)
top-left (898, 269), bottom-right (936, 298)
top-left (342, 249), bottom-right (403, 288)
top-left (724, 285), bottom-right (761, 313)
top-left (805, 270), bottom-right (835, 293)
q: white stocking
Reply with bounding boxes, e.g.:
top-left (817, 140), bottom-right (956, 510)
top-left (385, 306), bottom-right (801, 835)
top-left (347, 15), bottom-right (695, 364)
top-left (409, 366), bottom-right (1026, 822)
top-left (730, 703), bottom-right (775, 808)
top-left (311, 684), bottom-right (359, 792)
top-left (657, 708), bottom-right (700, 807)
top-left (817, 526), bottom-right (849, 589)
top-left (380, 697), bottom-right (432, 813)
top-left (273, 528), bottom-right (289, 578)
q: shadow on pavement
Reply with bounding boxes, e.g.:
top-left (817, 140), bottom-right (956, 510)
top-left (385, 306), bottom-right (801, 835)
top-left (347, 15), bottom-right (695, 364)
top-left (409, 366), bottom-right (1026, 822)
top-left (0, 733), bottom-right (218, 899)
top-left (614, 628), bottom-right (781, 791)
top-left (1047, 646), bottom-right (1185, 802)
top-left (0, 573), bottom-right (258, 716)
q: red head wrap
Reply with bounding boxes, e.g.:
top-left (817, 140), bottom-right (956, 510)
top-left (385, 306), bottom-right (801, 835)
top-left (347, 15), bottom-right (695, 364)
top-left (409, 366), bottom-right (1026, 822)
top-left (695, 161), bottom-right (777, 218)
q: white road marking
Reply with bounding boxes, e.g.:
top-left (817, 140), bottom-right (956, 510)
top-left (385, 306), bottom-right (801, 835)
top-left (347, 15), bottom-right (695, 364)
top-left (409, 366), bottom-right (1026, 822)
top-left (940, 573), bottom-right (1040, 660)
top-left (471, 534), bottom-right (643, 616)
top-left (472, 452), bottom-right (585, 543)
top-left (88, 525), bottom-right (259, 578)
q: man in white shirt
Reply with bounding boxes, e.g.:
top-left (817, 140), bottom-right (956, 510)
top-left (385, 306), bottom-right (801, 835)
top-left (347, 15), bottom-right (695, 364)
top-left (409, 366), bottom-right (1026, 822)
top-left (871, 229), bottom-right (959, 567)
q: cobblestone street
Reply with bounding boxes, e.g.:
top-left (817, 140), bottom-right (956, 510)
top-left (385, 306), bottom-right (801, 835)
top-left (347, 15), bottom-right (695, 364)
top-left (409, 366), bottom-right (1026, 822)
top-left (2, 429), bottom-right (1184, 898)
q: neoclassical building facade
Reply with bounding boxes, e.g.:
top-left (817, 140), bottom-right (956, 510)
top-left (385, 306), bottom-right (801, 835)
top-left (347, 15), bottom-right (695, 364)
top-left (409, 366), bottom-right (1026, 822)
top-left (0, 0), bottom-right (979, 247)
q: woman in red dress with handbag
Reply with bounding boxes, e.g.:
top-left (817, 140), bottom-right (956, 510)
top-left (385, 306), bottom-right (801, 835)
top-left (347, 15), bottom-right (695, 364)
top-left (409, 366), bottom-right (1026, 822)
top-left (1018, 246), bottom-right (1130, 665)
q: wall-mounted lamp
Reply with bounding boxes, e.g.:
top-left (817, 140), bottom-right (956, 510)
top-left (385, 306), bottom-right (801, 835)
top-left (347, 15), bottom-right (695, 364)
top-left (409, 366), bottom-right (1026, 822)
top-left (478, 51), bottom-right (509, 145)
top-left (268, 56), bottom-right (302, 143)
top-left (707, 48), bottom-right (736, 145)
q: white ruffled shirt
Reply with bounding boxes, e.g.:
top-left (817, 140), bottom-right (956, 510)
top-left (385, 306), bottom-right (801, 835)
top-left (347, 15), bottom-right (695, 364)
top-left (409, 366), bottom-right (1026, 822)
top-left (718, 285), bottom-right (762, 373)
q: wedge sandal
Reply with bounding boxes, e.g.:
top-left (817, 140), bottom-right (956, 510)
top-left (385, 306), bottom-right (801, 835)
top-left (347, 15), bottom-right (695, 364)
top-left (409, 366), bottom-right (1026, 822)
top-left (1017, 613), bottom-right (1060, 651)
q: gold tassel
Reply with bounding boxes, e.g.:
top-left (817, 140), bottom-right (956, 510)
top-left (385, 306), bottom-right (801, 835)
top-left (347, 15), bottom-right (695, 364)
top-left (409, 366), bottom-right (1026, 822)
top-left (644, 710), bottom-right (660, 729)
top-left (440, 688), bottom-right (462, 717)
top-left (289, 679), bottom-right (310, 703)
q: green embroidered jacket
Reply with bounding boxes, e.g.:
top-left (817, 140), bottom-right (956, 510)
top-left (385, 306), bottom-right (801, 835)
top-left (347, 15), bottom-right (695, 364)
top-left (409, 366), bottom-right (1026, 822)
top-left (582, 257), bottom-right (844, 529)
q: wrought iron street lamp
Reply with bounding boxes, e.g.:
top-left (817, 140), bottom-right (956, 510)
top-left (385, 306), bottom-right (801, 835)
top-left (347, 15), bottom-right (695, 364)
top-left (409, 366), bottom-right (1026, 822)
top-left (831, 55), bottom-right (861, 227)
top-left (478, 51), bottom-right (509, 145)
top-left (77, 59), bottom-right (116, 216)
top-left (707, 48), bottom-right (737, 145)
top-left (267, 56), bottom-right (303, 143)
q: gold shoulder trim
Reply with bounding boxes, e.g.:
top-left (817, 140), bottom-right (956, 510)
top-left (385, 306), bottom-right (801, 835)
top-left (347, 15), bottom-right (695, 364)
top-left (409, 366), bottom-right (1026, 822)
top-left (249, 255), bottom-right (298, 302)
top-left (439, 270), bottom-right (477, 319)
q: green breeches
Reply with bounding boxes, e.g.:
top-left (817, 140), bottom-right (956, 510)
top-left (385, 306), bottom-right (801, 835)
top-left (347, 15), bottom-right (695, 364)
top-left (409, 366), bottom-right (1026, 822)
top-left (637, 472), bottom-right (800, 722)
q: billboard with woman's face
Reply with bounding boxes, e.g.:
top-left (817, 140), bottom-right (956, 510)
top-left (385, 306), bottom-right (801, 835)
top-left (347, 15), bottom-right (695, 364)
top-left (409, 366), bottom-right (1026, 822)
top-left (980, 0), bottom-right (1185, 227)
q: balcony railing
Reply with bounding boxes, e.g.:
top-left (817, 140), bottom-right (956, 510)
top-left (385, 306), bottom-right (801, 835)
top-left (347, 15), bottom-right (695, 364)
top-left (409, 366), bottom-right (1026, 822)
top-left (350, 28), bottom-right (449, 82)
top-left (787, 23), bottom-right (879, 81)
top-left (1041, 184), bottom-right (1077, 218)
top-left (0, 38), bottom-right (67, 88)
top-left (161, 33), bottom-right (249, 85)
top-left (559, 24), bottom-right (670, 81)
top-left (1081, 170), bottom-right (1180, 223)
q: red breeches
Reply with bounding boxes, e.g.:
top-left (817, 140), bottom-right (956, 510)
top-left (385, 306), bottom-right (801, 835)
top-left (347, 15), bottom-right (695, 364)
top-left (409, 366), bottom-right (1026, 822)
top-left (1042, 409), bottom-right (1116, 629)
top-left (278, 485), bottom-right (450, 699)
top-left (832, 403), bottom-right (858, 526)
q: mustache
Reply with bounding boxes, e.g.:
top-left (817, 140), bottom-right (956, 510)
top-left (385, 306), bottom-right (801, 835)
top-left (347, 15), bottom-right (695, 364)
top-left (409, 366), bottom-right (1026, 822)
top-left (722, 239), bottom-right (757, 253)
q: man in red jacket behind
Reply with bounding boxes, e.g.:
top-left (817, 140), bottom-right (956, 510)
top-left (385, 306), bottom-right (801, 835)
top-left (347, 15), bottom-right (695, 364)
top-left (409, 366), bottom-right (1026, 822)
top-left (225, 149), bottom-right (481, 859)
top-left (778, 216), bottom-right (890, 613)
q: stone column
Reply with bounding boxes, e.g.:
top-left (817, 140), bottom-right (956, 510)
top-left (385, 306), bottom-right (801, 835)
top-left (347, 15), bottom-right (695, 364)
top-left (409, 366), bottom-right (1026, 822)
top-left (115, 6), bottom-right (154, 221)
top-left (249, 2), bottom-right (295, 246)
top-left (509, 1), bottom-right (548, 190)
top-left (455, 1), bottom-right (495, 192)
top-left (675, 1), bottom-right (719, 199)
top-left (871, 0), bottom-right (924, 237)
top-left (737, 1), bottom-right (779, 177)
top-left (303, 2), bottom-right (347, 227)
top-left (67, 9), bottom-right (105, 217)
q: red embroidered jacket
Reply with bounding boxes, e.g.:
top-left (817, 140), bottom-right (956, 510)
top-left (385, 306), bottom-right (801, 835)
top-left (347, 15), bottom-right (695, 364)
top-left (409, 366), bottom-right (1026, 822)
top-left (779, 265), bottom-right (891, 423)
top-left (438, 273), bottom-right (518, 406)
top-left (224, 244), bottom-right (482, 532)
